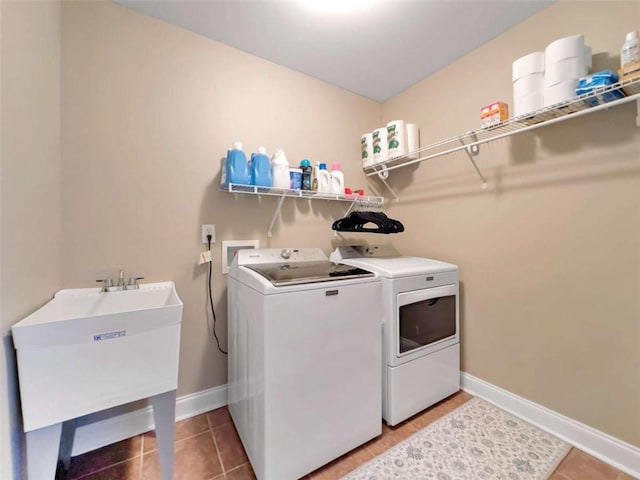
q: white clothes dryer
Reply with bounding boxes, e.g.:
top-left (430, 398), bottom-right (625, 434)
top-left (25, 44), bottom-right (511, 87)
top-left (331, 245), bottom-right (460, 426)
top-left (227, 248), bottom-right (382, 480)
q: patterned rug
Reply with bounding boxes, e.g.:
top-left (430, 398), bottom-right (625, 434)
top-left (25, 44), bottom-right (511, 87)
top-left (342, 397), bottom-right (571, 480)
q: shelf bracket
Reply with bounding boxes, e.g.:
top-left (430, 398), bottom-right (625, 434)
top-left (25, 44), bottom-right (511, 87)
top-left (267, 195), bottom-right (286, 238)
top-left (636, 99), bottom-right (640, 128)
top-left (373, 166), bottom-right (398, 199)
top-left (459, 135), bottom-right (488, 189)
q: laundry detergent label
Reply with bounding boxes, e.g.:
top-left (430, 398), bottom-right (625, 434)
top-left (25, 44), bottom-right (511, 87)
top-left (93, 330), bottom-right (126, 341)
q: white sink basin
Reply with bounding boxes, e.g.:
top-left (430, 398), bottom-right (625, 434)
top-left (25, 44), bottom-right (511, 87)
top-left (12, 281), bottom-right (183, 432)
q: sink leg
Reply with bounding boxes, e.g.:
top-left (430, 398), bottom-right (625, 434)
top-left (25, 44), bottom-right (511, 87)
top-left (25, 422), bottom-right (62, 480)
top-left (150, 390), bottom-right (176, 480)
top-left (59, 419), bottom-right (76, 471)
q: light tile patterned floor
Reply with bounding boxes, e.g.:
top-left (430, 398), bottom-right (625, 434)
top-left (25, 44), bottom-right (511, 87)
top-left (61, 392), bottom-right (636, 480)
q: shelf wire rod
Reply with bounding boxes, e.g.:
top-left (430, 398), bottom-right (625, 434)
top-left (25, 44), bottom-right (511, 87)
top-left (267, 195), bottom-right (286, 238)
top-left (373, 166), bottom-right (398, 199)
top-left (459, 137), bottom-right (488, 189)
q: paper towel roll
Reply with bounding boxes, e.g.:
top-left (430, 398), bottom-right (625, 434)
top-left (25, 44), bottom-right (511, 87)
top-left (544, 57), bottom-right (587, 87)
top-left (512, 52), bottom-right (545, 82)
top-left (372, 127), bottom-right (388, 164)
top-left (405, 124), bottom-right (420, 160)
top-left (360, 133), bottom-right (374, 168)
top-left (514, 92), bottom-right (544, 117)
top-left (584, 45), bottom-right (592, 70)
top-left (386, 120), bottom-right (406, 159)
top-left (513, 72), bottom-right (544, 97)
top-left (544, 79), bottom-right (579, 107)
top-left (545, 34), bottom-right (585, 63)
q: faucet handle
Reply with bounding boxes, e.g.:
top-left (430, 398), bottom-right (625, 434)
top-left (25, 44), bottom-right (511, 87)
top-left (96, 278), bottom-right (114, 292)
top-left (127, 276), bottom-right (144, 290)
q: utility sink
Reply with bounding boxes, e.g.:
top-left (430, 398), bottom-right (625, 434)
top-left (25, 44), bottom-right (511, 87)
top-left (12, 281), bottom-right (183, 432)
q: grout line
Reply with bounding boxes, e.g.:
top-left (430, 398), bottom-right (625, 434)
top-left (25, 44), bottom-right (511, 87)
top-left (74, 455), bottom-right (142, 480)
top-left (138, 433), bottom-right (144, 480)
top-left (210, 424), bottom-right (226, 475)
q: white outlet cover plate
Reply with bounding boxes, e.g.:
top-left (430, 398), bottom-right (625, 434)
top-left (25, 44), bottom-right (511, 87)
top-left (202, 224), bottom-right (216, 244)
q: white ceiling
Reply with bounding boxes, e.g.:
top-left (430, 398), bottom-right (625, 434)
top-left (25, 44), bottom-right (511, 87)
top-left (116, 0), bottom-right (554, 102)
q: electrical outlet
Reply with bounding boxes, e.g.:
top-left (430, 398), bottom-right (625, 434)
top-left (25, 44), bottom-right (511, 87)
top-left (202, 224), bottom-right (216, 244)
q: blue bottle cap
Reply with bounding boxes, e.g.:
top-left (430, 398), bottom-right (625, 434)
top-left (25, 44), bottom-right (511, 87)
top-left (319, 163), bottom-right (327, 170)
top-left (300, 159), bottom-right (311, 167)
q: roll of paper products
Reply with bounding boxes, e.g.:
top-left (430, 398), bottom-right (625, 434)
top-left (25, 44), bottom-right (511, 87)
top-left (372, 127), bottom-right (388, 164)
top-left (386, 120), bottom-right (406, 159)
top-left (545, 34), bottom-right (585, 63)
top-left (405, 124), bottom-right (420, 160)
top-left (512, 52), bottom-right (545, 82)
top-left (544, 79), bottom-right (579, 107)
top-left (360, 133), bottom-right (374, 168)
top-left (514, 92), bottom-right (544, 117)
top-left (544, 56), bottom-right (587, 87)
top-left (513, 72), bottom-right (544, 98)
top-left (585, 45), bottom-right (592, 70)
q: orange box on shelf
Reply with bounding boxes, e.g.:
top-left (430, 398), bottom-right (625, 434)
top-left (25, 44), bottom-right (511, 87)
top-left (489, 102), bottom-right (509, 126)
top-left (480, 105), bottom-right (492, 128)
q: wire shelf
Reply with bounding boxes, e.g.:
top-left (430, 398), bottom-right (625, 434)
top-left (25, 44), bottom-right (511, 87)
top-left (365, 75), bottom-right (640, 177)
top-left (222, 183), bottom-right (384, 207)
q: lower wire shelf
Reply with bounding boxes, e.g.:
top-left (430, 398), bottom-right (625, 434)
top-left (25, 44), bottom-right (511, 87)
top-left (221, 183), bottom-right (385, 237)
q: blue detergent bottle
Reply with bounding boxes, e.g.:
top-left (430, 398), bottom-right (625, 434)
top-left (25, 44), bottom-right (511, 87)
top-left (250, 146), bottom-right (273, 187)
top-left (223, 142), bottom-right (250, 187)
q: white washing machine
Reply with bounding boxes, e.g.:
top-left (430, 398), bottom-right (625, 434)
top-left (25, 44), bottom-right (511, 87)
top-left (227, 248), bottom-right (382, 480)
top-left (331, 245), bottom-right (460, 426)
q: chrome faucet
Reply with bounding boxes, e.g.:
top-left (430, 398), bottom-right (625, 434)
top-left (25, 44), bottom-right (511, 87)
top-left (96, 270), bottom-right (144, 292)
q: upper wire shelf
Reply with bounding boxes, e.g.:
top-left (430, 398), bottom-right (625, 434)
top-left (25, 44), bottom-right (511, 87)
top-left (365, 75), bottom-right (640, 178)
top-left (222, 183), bottom-right (384, 207)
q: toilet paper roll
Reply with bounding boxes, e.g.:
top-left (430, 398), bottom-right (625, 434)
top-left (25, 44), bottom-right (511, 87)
top-left (513, 72), bottom-right (544, 97)
top-left (372, 127), bottom-right (388, 164)
top-left (545, 34), bottom-right (585, 63)
top-left (386, 120), bottom-right (406, 159)
top-left (360, 133), bottom-right (374, 168)
top-left (512, 52), bottom-right (545, 82)
top-left (514, 92), bottom-right (544, 117)
top-left (544, 57), bottom-right (587, 87)
top-left (544, 79), bottom-right (579, 107)
top-left (405, 124), bottom-right (420, 160)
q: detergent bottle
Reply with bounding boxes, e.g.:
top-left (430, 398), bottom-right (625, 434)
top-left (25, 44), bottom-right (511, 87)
top-left (223, 142), bottom-right (250, 187)
top-left (330, 163), bottom-right (345, 194)
top-left (271, 149), bottom-right (291, 189)
top-left (250, 146), bottom-right (272, 187)
top-left (316, 163), bottom-right (331, 193)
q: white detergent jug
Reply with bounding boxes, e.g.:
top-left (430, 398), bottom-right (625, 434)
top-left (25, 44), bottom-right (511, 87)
top-left (271, 149), bottom-right (290, 189)
top-left (316, 163), bottom-right (331, 193)
top-left (330, 163), bottom-right (345, 195)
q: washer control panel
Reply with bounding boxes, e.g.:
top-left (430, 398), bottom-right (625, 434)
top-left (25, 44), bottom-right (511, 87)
top-left (234, 248), bottom-right (328, 267)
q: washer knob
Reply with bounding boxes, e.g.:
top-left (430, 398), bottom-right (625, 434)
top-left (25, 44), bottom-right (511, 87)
top-left (280, 249), bottom-right (292, 260)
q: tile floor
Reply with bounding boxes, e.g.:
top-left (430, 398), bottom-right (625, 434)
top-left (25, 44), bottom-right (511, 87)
top-left (61, 391), bottom-right (636, 480)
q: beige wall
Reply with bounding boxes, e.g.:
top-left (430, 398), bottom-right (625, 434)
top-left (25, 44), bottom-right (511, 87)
top-left (0, 1), bottom-right (62, 477)
top-left (61, 1), bottom-right (381, 398)
top-left (382, 1), bottom-right (640, 446)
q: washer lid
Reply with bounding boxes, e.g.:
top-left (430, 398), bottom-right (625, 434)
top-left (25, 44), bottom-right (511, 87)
top-left (339, 256), bottom-right (457, 278)
top-left (245, 261), bottom-right (374, 287)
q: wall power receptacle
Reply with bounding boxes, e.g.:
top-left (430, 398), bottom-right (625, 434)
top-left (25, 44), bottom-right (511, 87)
top-left (202, 224), bottom-right (216, 244)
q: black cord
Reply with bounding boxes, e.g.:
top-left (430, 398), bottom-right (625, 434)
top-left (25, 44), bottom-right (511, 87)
top-left (208, 236), bottom-right (227, 355)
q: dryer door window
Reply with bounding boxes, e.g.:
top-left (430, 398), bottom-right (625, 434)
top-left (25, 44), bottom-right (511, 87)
top-left (397, 284), bottom-right (457, 356)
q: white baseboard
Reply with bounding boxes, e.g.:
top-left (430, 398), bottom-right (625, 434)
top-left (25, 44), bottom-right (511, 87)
top-left (461, 372), bottom-right (640, 479)
top-left (71, 383), bottom-right (228, 456)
